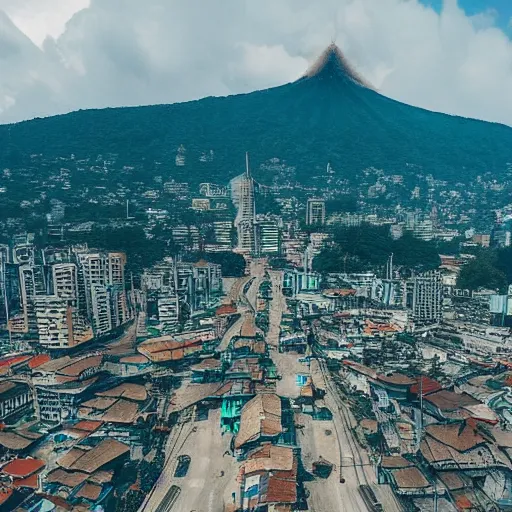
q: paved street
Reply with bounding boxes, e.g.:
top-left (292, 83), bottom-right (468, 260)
top-left (140, 410), bottom-right (239, 512)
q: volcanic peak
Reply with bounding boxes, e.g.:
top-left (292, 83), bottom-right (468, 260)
top-left (302, 43), bottom-right (372, 89)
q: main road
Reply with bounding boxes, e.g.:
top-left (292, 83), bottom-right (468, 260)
top-left (267, 269), bottom-right (401, 512)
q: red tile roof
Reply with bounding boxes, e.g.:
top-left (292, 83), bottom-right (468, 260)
top-left (73, 420), bottom-right (103, 432)
top-left (265, 475), bottom-right (297, 504)
top-left (216, 304), bottom-right (237, 316)
top-left (0, 355), bottom-right (31, 368)
top-left (2, 458), bottom-right (45, 478)
top-left (455, 495), bottom-right (473, 510)
top-left (410, 376), bottom-right (442, 396)
top-left (0, 487), bottom-right (13, 506)
top-left (28, 354), bottom-right (51, 369)
top-left (12, 472), bottom-right (39, 489)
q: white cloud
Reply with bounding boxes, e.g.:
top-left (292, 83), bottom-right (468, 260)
top-left (0, 0), bottom-right (512, 126)
top-left (0, 0), bottom-right (90, 46)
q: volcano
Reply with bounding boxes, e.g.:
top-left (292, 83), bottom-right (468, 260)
top-left (1, 44), bottom-right (511, 185)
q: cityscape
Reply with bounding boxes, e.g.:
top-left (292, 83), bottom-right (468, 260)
top-left (1, 8), bottom-right (512, 512)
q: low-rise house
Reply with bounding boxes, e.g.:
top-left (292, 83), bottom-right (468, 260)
top-left (0, 382), bottom-right (33, 424)
top-left (137, 329), bottom-right (216, 363)
top-left (226, 357), bottom-right (264, 382)
top-left (235, 394), bottom-right (282, 457)
top-left (231, 338), bottom-right (267, 359)
top-left (239, 444), bottom-right (298, 511)
top-left (32, 354), bottom-right (104, 424)
top-left (422, 389), bottom-right (481, 421)
top-left (374, 373), bottom-right (416, 401)
top-left (1, 458), bottom-right (45, 490)
top-left (279, 333), bottom-right (307, 354)
top-left (191, 359), bottom-right (224, 383)
top-left (45, 437), bottom-right (129, 506)
top-left (420, 421), bottom-right (510, 471)
top-left (0, 424), bottom-right (46, 455)
top-left (379, 456), bottom-right (436, 497)
top-left (78, 383), bottom-right (152, 428)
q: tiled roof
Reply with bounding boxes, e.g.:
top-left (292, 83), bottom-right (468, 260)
top-left (73, 420), bottom-right (103, 432)
top-left (138, 336), bottom-right (205, 362)
top-left (119, 355), bottom-right (149, 364)
top-left (191, 358), bottom-right (222, 371)
top-left (169, 382), bottom-right (224, 412)
top-left (392, 467), bottom-right (430, 489)
top-left (35, 354), bottom-right (102, 377)
top-left (47, 468), bottom-right (89, 487)
top-left (28, 354), bottom-right (51, 369)
top-left (462, 404), bottom-right (498, 423)
top-left (87, 470), bottom-right (113, 484)
top-left (235, 393), bottom-right (282, 449)
top-left (58, 355), bottom-right (103, 377)
top-left (377, 372), bottom-right (415, 386)
top-left (99, 399), bottom-right (140, 424)
top-left (2, 458), bottom-right (45, 478)
top-left (0, 432), bottom-right (35, 450)
top-left (343, 360), bottom-right (377, 379)
top-left (12, 472), bottom-right (39, 489)
top-left (57, 448), bottom-right (85, 469)
top-left (0, 355), bottom-right (31, 368)
top-left (424, 390), bottom-right (479, 412)
top-left (96, 383), bottom-right (148, 401)
top-left (81, 397), bottom-right (118, 411)
top-left (425, 422), bottom-right (485, 452)
top-left (216, 304), bottom-right (237, 316)
top-left (409, 376), bottom-right (442, 396)
top-left (58, 439), bottom-right (129, 474)
top-left (438, 472), bottom-right (466, 491)
top-left (242, 445), bottom-right (294, 475)
top-left (381, 456), bottom-right (414, 469)
top-left (75, 482), bottom-right (103, 501)
top-left (420, 434), bottom-right (510, 469)
top-left (265, 474), bottom-right (297, 504)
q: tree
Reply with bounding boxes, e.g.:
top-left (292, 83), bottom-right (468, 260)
top-left (457, 251), bottom-right (507, 292)
top-left (427, 355), bottom-right (443, 380)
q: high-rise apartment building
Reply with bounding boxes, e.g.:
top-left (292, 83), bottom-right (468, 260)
top-left (256, 220), bottom-right (280, 255)
top-left (213, 221), bottom-right (234, 250)
top-left (306, 199), bottom-right (326, 226)
top-left (52, 263), bottom-right (79, 302)
top-left (77, 251), bottom-right (130, 336)
top-left (407, 270), bottom-right (443, 323)
top-left (234, 153), bottom-right (256, 253)
top-left (413, 219), bottom-right (434, 241)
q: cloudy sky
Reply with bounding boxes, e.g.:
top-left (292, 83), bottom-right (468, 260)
top-left (1, 0), bottom-right (512, 125)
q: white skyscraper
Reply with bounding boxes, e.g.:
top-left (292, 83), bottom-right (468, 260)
top-left (306, 199), bottom-right (326, 226)
top-left (234, 153), bottom-right (256, 253)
